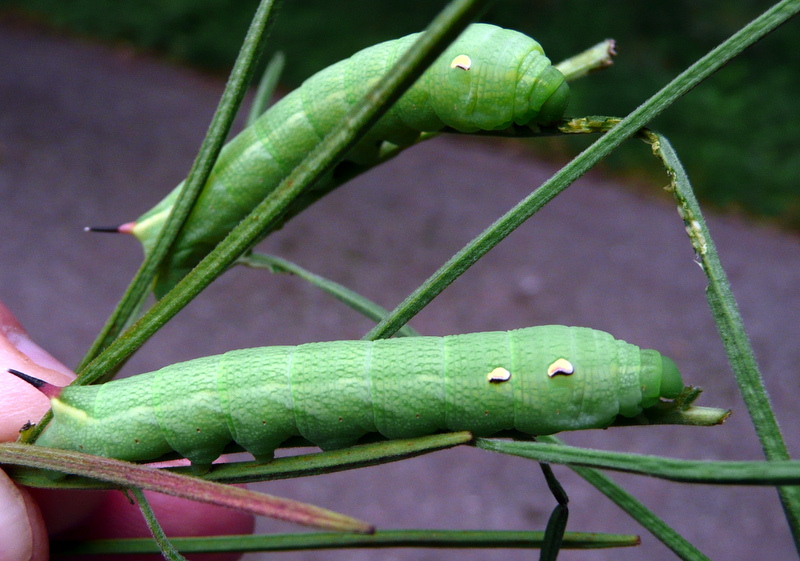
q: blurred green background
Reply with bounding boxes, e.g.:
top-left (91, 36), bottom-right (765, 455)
top-left (4, 0), bottom-right (799, 228)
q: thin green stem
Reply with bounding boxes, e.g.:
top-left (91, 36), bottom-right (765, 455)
top-left (645, 130), bottom-right (800, 551)
top-left (76, 0), bottom-right (282, 377)
top-left (241, 253), bottom-right (420, 337)
top-left (246, 51), bottom-right (286, 126)
top-left (364, 0), bottom-right (800, 341)
top-left (555, 39), bottom-right (616, 81)
top-left (50, 529), bottom-right (640, 556)
top-left (475, 439), bottom-right (800, 485)
top-left (10, 433), bottom-right (473, 489)
top-left (130, 488), bottom-right (187, 561)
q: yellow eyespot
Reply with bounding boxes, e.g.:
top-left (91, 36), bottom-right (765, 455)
top-left (487, 367), bottom-right (512, 383)
top-left (450, 54), bottom-right (472, 70)
top-left (547, 358), bottom-right (575, 378)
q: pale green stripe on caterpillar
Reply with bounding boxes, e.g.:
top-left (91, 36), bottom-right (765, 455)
top-left (121, 24), bottom-right (569, 298)
top-left (15, 326), bottom-right (682, 472)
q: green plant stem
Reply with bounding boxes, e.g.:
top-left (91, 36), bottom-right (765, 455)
top-left (76, 0), bottom-right (282, 377)
top-left (555, 39), bottom-right (616, 81)
top-left (572, 464), bottom-right (710, 561)
top-left (130, 488), bottom-right (187, 561)
top-left (475, 439), bottom-right (800, 485)
top-left (644, 130), bottom-right (800, 551)
top-left (10, 432), bottom-right (473, 489)
top-left (364, 0), bottom-right (800, 342)
top-left (241, 253), bottom-right (420, 337)
top-left (478, 434), bottom-right (800, 557)
top-left (50, 529), bottom-right (641, 556)
top-left (246, 51), bottom-right (286, 126)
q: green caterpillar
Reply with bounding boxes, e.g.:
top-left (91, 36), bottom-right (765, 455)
top-left (123, 24), bottom-right (569, 297)
top-left (16, 326), bottom-right (682, 472)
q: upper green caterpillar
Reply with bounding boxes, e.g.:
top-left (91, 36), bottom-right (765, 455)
top-left (24, 326), bottom-right (682, 472)
top-left (126, 24), bottom-right (569, 297)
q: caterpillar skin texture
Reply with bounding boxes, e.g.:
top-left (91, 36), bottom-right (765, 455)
top-left (36, 326), bottom-right (683, 470)
top-left (131, 24), bottom-right (570, 297)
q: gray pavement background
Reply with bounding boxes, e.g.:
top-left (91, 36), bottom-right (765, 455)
top-left (1, 19), bottom-right (799, 560)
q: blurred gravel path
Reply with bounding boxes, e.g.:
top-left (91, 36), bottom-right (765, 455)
top-left (2, 19), bottom-right (799, 560)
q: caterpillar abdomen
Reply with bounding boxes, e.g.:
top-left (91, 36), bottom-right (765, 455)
top-left (34, 326), bottom-right (683, 470)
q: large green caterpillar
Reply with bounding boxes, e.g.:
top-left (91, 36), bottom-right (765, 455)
top-left (122, 24), bottom-right (569, 297)
top-left (16, 326), bottom-right (682, 472)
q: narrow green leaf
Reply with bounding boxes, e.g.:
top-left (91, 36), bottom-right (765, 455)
top-left (189, 432), bottom-right (472, 484)
top-left (130, 488), bottom-right (187, 561)
top-left (555, 39), bottom-right (617, 82)
top-left (475, 439), bottom-right (800, 485)
top-left (606, 395), bottom-right (729, 428)
top-left (643, 129), bottom-right (800, 548)
top-left (241, 253), bottom-right (420, 337)
top-left (10, 433), bottom-right (473, 488)
top-left (50, 529), bottom-right (641, 556)
top-left (540, 504), bottom-right (569, 561)
top-left (246, 51), bottom-right (286, 126)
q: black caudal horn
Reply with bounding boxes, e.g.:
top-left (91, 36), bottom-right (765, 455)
top-left (84, 222), bottom-right (135, 234)
top-left (7, 368), bottom-right (62, 398)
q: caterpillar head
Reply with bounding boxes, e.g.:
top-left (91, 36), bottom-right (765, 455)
top-left (639, 349), bottom-right (684, 408)
top-left (426, 23), bottom-right (569, 132)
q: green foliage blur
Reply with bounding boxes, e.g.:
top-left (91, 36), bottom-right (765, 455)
top-left (5, 0), bottom-right (799, 228)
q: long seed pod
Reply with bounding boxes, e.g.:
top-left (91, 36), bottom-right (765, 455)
top-left (14, 326), bottom-right (682, 472)
top-left (122, 24), bottom-right (569, 297)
